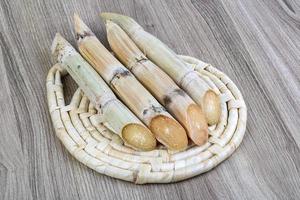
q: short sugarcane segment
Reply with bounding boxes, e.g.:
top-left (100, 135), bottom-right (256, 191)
top-left (100, 12), bottom-right (221, 125)
top-left (74, 14), bottom-right (188, 150)
top-left (106, 21), bottom-right (208, 146)
top-left (51, 33), bottom-right (156, 151)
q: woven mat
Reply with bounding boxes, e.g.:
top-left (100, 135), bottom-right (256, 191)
top-left (46, 55), bottom-right (247, 184)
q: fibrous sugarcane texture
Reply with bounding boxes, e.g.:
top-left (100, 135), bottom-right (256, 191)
top-left (74, 14), bottom-right (188, 150)
top-left (100, 12), bottom-right (221, 125)
top-left (51, 33), bottom-right (156, 151)
top-left (105, 21), bottom-right (208, 146)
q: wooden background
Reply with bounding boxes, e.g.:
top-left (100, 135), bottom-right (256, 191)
top-left (1, 0), bottom-right (299, 199)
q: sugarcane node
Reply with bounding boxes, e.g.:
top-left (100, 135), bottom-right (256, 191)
top-left (173, 88), bottom-right (186, 97)
top-left (141, 105), bottom-right (166, 119)
top-left (75, 31), bottom-right (94, 40)
top-left (149, 115), bottom-right (188, 151)
top-left (186, 104), bottom-right (208, 146)
top-left (150, 104), bottom-right (166, 113)
top-left (202, 90), bottom-right (221, 125)
top-left (163, 95), bottom-right (172, 107)
top-left (122, 123), bottom-right (157, 151)
top-left (136, 56), bottom-right (148, 63)
top-left (162, 88), bottom-right (186, 107)
top-left (129, 56), bottom-right (148, 71)
top-left (98, 98), bottom-right (116, 110)
top-left (113, 68), bottom-right (131, 79)
top-left (142, 109), bottom-right (148, 115)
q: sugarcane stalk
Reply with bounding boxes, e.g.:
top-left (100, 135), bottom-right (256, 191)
top-left (51, 33), bottom-right (156, 151)
top-left (105, 21), bottom-right (208, 146)
top-left (74, 14), bottom-right (188, 150)
top-left (100, 12), bottom-right (221, 125)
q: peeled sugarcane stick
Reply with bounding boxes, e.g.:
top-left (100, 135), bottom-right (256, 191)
top-left (100, 13), bottom-right (221, 125)
top-left (105, 21), bottom-right (208, 146)
top-left (51, 33), bottom-right (156, 151)
top-left (74, 14), bottom-right (188, 150)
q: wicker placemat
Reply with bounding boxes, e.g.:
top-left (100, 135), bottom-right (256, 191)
top-left (46, 55), bottom-right (247, 184)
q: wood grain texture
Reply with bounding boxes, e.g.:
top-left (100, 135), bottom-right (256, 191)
top-left (0, 0), bottom-right (299, 199)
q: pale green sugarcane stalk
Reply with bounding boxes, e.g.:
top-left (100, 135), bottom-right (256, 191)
top-left (100, 13), bottom-right (221, 125)
top-left (51, 33), bottom-right (156, 151)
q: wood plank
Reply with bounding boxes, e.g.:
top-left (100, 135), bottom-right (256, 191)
top-left (0, 30), bottom-right (33, 200)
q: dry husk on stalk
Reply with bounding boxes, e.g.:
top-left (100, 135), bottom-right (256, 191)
top-left (105, 21), bottom-right (208, 146)
top-left (74, 14), bottom-right (188, 151)
top-left (100, 12), bottom-right (221, 125)
top-left (51, 33), bottom-right (156, 151)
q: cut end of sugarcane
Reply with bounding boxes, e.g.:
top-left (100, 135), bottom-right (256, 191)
top-left (202, 90), bottom-right (221, 125)
top-left (105, 19), bottom-right (116, 30)
top-left (149, 115), bottom-right (188, 151)
top-left (100, 12), bottom-right (141, 33)
top-left (105, 20), bottom-right (119, 36)
top-left (74, 13), bottom-right (94, 42)
top-left (122, 123), bottom-right (156, 151)
top-left (186, 104), bottom-right (208, 146)
top-left (100, 12), bottom-right (129, 23)
top-left (51, 33), bottom-right (64, 55)
top-left (51, 33), bottom-right (71, 63)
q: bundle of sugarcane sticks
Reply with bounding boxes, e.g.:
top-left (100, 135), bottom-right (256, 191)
top-left (51, 13), bottom-right (221, 152)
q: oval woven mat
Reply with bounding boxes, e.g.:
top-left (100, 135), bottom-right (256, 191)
top-left (46, 55), bottom-right (247, 184)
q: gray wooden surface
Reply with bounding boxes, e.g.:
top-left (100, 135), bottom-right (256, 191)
top-left (1, 0), bottom-right (300, 199)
